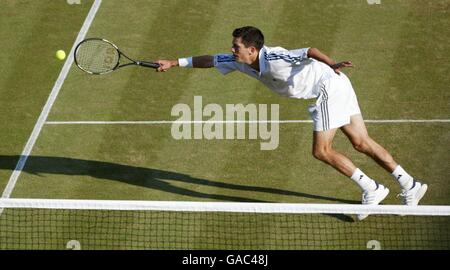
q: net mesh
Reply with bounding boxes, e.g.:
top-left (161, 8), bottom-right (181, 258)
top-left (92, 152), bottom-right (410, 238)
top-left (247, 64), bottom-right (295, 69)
top-left (74, 39), bottom-right (120, 74)
top-left (1, 199), bottom-right (449, 250)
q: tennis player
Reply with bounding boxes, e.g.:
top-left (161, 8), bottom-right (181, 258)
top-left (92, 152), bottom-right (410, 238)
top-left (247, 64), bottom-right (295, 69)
top-left (155, 26), bottom-right (427, 220)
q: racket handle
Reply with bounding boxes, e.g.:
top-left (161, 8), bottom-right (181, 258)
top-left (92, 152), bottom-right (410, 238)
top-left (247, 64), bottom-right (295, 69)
top-left (138, 61), bottom-right (160, 69)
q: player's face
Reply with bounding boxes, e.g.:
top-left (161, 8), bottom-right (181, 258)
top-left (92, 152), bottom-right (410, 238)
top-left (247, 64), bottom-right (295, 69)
top-left (231, 37), bottom-right (255, 65)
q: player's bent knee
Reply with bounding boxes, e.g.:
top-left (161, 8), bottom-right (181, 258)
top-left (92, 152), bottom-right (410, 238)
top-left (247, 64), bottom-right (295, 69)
top-left (352, 141), bottom-right (366, 153)
top-left (312, 147), bottom-right (329, 161)
top-left (352, 138), bottom-right (371, 153)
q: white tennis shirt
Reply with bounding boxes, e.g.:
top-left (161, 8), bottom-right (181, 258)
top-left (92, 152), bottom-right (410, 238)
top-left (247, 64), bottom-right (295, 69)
top-left (214, 46), bottom-right (335, 99)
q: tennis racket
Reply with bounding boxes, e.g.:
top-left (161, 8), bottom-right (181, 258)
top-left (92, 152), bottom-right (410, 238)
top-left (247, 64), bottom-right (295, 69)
top-left (74, 38), bottom-right (160, 75)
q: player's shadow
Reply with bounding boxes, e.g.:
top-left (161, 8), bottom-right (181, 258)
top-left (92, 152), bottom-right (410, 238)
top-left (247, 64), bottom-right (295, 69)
top-left (0, 155), bottom-right (357, 222)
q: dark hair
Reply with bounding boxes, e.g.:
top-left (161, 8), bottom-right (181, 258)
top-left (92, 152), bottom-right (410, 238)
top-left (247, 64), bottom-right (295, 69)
top-left (232, 26), bottom-right (264, 50)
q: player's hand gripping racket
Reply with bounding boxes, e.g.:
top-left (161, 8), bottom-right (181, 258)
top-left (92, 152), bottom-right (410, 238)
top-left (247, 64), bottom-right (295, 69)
top-left (74, 38), bottom-right (160, 75)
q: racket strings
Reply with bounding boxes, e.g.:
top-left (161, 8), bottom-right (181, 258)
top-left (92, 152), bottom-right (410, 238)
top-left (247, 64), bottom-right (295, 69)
top-left (75, 39), bottom-right (119, 74)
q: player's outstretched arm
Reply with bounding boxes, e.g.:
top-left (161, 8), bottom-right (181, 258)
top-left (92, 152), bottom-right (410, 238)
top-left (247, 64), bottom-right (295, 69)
top-left (156, 55), bottom-right (214, 72)
top-left (307, 47), bottom-right (353, 74)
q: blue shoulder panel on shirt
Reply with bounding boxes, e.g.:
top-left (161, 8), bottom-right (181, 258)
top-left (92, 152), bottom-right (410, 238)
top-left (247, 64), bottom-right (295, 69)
top-left (216, 55), bottom-right (236, 63)
top-left (265, 52), bottom-right (304, 64)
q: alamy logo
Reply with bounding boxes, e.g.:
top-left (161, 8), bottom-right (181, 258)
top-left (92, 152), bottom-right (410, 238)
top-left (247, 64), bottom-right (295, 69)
top-left (171, 96), bottom-right (279, 150)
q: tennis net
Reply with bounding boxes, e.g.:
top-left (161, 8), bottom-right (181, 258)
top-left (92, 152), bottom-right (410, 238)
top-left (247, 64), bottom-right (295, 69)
top-left (1, 198), bottom-right (449, 250)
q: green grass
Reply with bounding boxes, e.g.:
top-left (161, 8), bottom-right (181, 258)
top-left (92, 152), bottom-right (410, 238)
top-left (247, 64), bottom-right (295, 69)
top-left (0, 0), bottom-right (449, 249)
top-left (0, 0), bottom-right (93, 192)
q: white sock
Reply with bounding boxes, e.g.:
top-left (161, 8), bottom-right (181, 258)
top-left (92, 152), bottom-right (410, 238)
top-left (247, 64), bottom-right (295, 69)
top-left (351, 168), bottom-right (378, 192)
top-left (391, 165), bottom-right (413, 190)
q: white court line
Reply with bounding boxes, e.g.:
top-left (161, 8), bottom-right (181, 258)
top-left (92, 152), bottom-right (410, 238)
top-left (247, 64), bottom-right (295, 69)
top-left (1, 0), bottom-right (103, 202)
top-left (45, 119), bottom-right (450, 125)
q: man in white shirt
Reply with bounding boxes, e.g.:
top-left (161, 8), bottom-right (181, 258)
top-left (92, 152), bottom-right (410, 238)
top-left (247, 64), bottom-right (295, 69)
top-left (156, 26), bottom-right (427, 220)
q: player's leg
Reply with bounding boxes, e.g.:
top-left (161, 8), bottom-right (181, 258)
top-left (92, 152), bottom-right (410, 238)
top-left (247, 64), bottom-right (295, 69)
top-left (312, 128), bottom-right (389, 220)
top-left (312, 128), bottom-right (389, 195)
top-left (341, 114), bottom-right (427, 206)
top-left (312, 128), bottom-right (355, 177)
top-left (310, 75), bottom-right (390, 220)
top-left (340, 114), bottom-right (397, 173)
top-left (310, 76), bottom-right (384, 194)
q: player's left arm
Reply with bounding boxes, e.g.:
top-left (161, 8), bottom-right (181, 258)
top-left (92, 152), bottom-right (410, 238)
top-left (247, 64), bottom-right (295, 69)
top-left (307, 47), bottom-right (353, 74)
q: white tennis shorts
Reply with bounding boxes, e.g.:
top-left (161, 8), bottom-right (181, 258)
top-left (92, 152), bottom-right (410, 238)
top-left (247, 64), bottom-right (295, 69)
top-left (308, 73), bottom-right (361, 132)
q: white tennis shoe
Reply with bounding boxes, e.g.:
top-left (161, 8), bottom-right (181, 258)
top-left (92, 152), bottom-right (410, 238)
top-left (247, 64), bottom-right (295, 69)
top-left (357, 183), bottom-right (389, 221)
top-left (398, 180), bottom-right (428, 206)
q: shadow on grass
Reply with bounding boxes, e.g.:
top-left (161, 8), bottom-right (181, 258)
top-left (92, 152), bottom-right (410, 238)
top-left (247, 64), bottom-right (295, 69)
top-left (0, 155), bottom-right (359, 222)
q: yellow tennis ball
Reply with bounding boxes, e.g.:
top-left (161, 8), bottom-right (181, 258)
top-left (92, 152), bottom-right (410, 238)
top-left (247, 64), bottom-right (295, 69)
top-left (56, 50), bottom-right (66, 60)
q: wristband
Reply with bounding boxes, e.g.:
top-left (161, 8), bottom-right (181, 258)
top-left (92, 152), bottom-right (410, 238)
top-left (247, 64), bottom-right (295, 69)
top-left (178, 57), bottom-right (193, 68)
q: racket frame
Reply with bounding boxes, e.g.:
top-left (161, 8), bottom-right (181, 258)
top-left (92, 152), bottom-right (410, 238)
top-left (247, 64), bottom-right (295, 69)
top-left (74, 38), bottom-right (159, 75)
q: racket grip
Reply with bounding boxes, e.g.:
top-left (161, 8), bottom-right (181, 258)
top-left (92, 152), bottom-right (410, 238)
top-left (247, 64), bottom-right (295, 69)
top-left (138, 61), bottom-right (160, 69)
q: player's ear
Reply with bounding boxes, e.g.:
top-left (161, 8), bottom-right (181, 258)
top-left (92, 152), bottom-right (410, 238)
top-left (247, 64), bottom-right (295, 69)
top-left (249, 46), bottom-right (257, 55)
